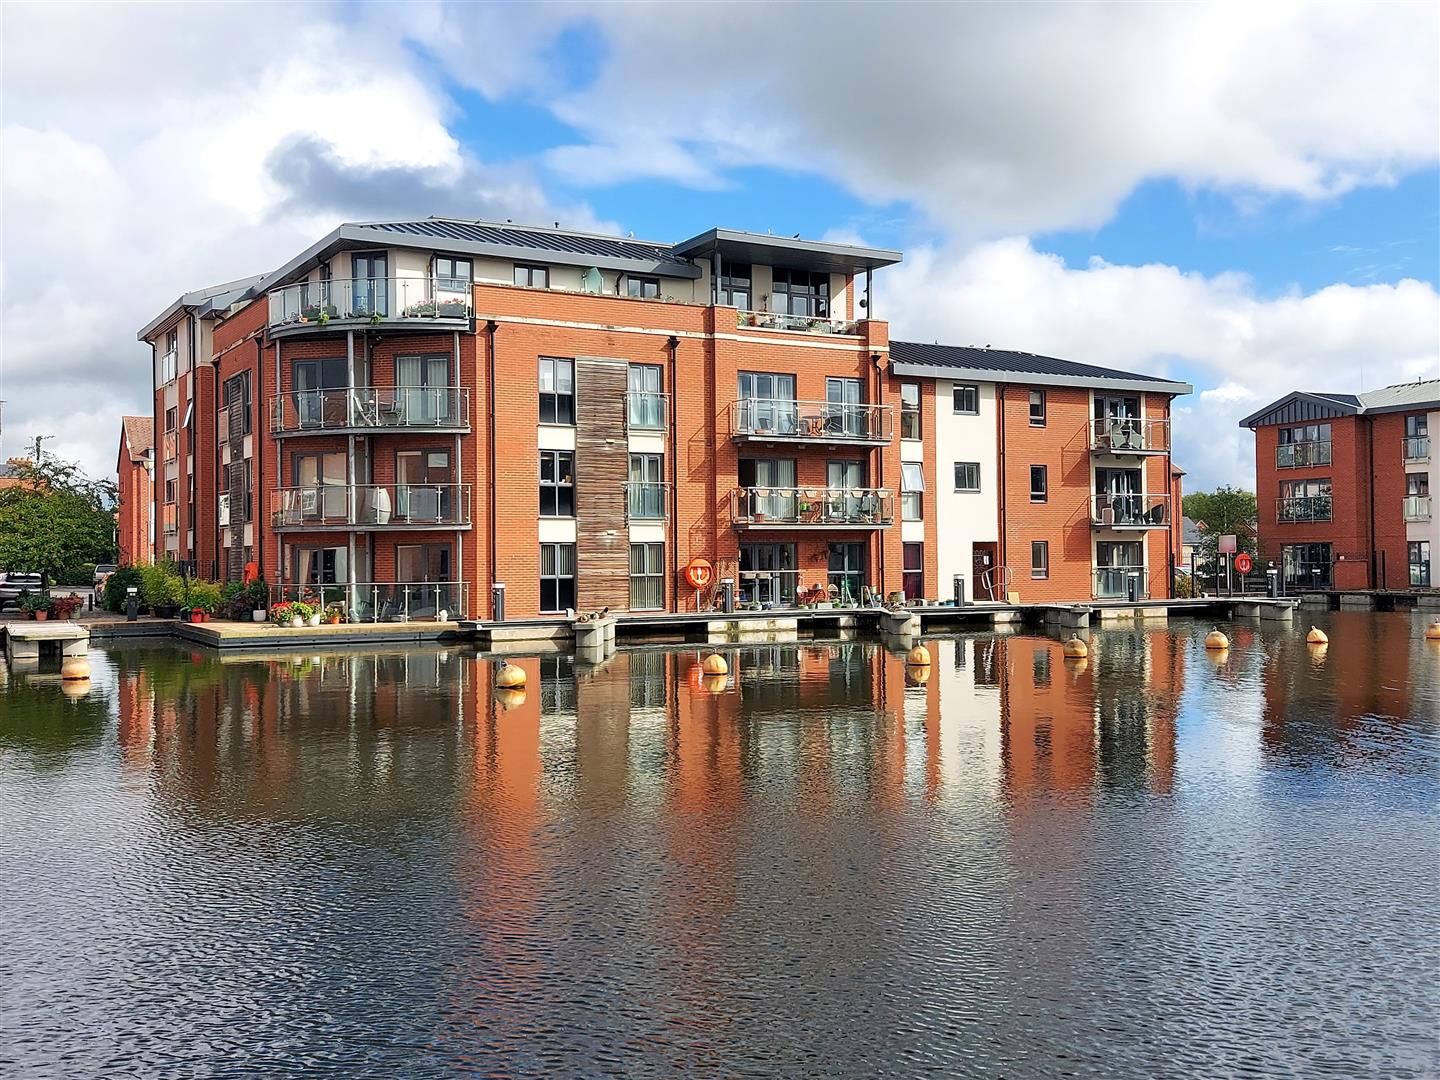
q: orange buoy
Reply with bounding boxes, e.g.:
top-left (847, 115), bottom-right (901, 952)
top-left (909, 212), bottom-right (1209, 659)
top-left (1306, 626), bottom-right (1329, 645)
top-left (702, 674), bottom-right (728, 694)
top-left (60, 657), bottom-right (91, 681)
top-left (1204, 629), bottom-right (1230, 651)
top-left (702, 652), bottom-right (729, 676)
top-left (1062, 638), bottom-right (1088, 659)
top-left (906, 644), bottom-right (932, 666)
top-left (495, 661), bottom-right (526, 689)
top-left (494, 687), bottom-right (527, 711)
top-left (1425, 621), bottom-right (1440, 641)
top-left (905, 663), bottom-right (931, 686)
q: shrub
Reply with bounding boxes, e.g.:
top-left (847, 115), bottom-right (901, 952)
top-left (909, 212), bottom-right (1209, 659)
top-left (48, 593), bottom-right (84, 620)
top-left (270, 600), bottom-right (315, 625)
top-left (103, 566), bottom-right (144, 612)
top-left (139, 563), bottom-right (184, 609)
top-left (18, 591), bottom-right (48, 613)
top-left (222, 579), bottom-right (268, 620)
top-left (186, 581), bottom-right (223, 614)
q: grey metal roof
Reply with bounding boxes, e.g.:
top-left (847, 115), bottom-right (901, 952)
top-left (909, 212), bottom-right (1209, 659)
top-left (365, 218), bottom-right (679, 264)
top-left (671, 227), bottom-right (902, 275)
top-left (136, 274), bottom-right (267, 341)
top-left (1239, 380), bottom-right (1438, 427)
top-left (888, 341), bottom-right (1192, 395)
top-left (1356, 378), bottom-right (1440, 414)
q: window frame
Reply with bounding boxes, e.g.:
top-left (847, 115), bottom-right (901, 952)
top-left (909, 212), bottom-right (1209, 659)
top-left (539, 449), bottom-right (576, 518)
top-left (434, 255), bottom-right (472, 293)
top-left (902, 542), bottom-right (924, 601)
top-left (1031, 540), bottom-right (1049, 580)
top-left (629, 542), bottom-right (665, 611)
top-left (627, 275), bottom-right (661, 299)
top-left (1029, 389), bottom-right (1046, 426)
top-left (539, 542), bottom-right (576, 613)
top-left (1030, 465), bottom-right (1048, 503)
top-left (539, 356), bottom-right (575, 425)
top-left (952, 383), bottom-right (980, 415)
top-left (954, 461), bottom-right (981, 492)
top-left (900, 383), bottom-right (921, 440)
top-left (901, 462), bottom-right (925, 520)
top-left (514, 263), bottom-right (550, 289)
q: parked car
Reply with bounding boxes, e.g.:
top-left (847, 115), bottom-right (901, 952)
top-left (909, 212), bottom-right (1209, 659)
top-left (0, 573), bottom-right (46, 612)
top-left (93, 564), bottom-right (118, 592)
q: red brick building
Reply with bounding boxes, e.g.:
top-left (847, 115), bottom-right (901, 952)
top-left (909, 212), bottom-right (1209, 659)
top-left (138, 217), bottom-right (1191, 619)
top-left (115, 416), bottom-right (154, 565)
top-left (1242, 380), bottom-right (1439, 590)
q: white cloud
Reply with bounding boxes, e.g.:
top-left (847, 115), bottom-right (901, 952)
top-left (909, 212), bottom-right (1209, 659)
top-left (880, 239), bottom-right (1440, 490)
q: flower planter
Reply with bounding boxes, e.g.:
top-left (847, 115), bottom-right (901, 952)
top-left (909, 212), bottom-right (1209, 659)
top-left (308, 613), bottom-right (322, 627)
top-left (289, 616), bottom-right (304, 628)
top-left (327, 615), bottom-right (341, 625)
top-left (252, 610), bottom-right (267, 623)
top-left (33, 611), bottom-right (48, 622)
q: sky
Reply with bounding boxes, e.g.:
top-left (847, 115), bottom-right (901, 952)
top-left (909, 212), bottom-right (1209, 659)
top-left (2, 1), bottom-right (1437, 493)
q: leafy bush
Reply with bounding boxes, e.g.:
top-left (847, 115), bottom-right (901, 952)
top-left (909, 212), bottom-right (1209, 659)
top-left (185, 581), bottom-right (223, 614)
top-left (55, 563), bottom-right (96, 588)
top-left (103, 566), bottom-right (144, 612)
top-left (18, 592), bottom-right (48, 613)
top-left (139, 563), bottom-right (184, 609)
top-left (48, 593), bottom-right (84, 619)
top-left (221, 579), bottom-right (268, 620)
top-left (271, 600), bottom-right (314, 625)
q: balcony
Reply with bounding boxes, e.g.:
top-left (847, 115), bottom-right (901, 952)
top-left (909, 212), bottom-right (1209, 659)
top-left (1093, 566), bottom-right (1150, 599)
top-left (1090, 417), bottom-right (1170, 455)
top-left (625, 482), bottom-right (668, 521)
top-left (266, 277), bottom-right (472, 336)
top-left (736, 310), bottom-right (859, 335)
top-left (1090, 493), bottom-right (1171, 528)
top-left (1276, 495), bottom-right (1332, 524)
top-left (625, 392), bottom-right (669, 432)
top-left (271, 484), bottom-right (471, 531)
top-left (269, 581), bottom-right (468, 621)
top-left (1403, 495), bottom-right (1431, 521)
top-left (731, 486), bottom-right (893, 530)
top-left (729, 399), bottom-right (892, 446)
top-left (1276, 441), bottom-right (1332, 469)
top-left (1403, 436), bottom-right (1430, 463)
top-left (270, 387), bottom-right (470, 436)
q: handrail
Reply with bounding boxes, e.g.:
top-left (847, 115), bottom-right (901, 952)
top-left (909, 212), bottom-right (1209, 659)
top-left (1402, 436), bottom-right (1430, 462)
top-left (270, 387), bottom-right (470, 434)
top-left (624, 482), bottom-right (668, 520)
top-left (1275, 440), bottom-right (1333, 469)
top-left (730, 398), bottom-right (893, 441)
top-left (268, 581), bottom-right (468, 621)
top-left (731, 485), bottom-right (894, 526)
top-left (267, 276), bottom-right (473, 329)
top-left (270, 483), bottom-right (471, 528)
top-left (736, 309), bottom-right (859, 335)
top-left (1275, 495), bottom-right (1332, 523)
top-left (1403, 495), bottom-right (1431, 521)
top-left (1089, 416), bottom-right (1169, 453)
top-left (1089, 493), bottom-right (1170, 527)
top-left (625, 392), bottom-right (669, 432)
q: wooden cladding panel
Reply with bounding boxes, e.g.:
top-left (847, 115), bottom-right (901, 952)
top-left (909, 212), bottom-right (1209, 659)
top-left (575, 356), bottom-right (631, 612)
top-left (227, 461), bottom-right (245, 579)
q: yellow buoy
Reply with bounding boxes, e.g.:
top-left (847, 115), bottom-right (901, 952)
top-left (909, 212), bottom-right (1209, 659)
top-left (702, 674), bottom-right (729, 694)
top-left (702, 653), bottom-right (729, 676)
top-left (495, 661), bottom-right (526, 689)
top-left (60, 657), bottom-right (91, 681)
top-left (494, 687), bottom-right (527, 711)
top-left (1062, 638), bottom-right (1088, 659)
top-left (1307, 641), bottom-right (1328, 662)
top-left (1306, 626), bottom-right (1329, 645)
top-left (905, 663), bottom-right (931, 686)
top-left (1204, 629), bottom-right (1230, 651)
top-left (1425, 621), bottom-right (1440, 641)
top-left (906, 644), bottom-right (932, 666)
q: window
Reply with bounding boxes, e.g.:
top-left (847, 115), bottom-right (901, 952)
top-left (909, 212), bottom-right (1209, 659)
top-left (720, 263), bottom-right (751, 309)
top-left (1030, 465), bottom-right (1047, 502)
top-left (1033, 648), bottom-right (1051, 688)
top-left (953, 383), bottom-right (980, 415)
top-left (903, 543), bottom-right (924, 601)
top-left (825, 377), bottom-right (866, 438)
top-left (628, 454), bottom-right (663, 519)
top-left (1031, 541), bottom-right (1049, 579)
top-left (954, 462), bottom-right (981, 492)
top-left (164, 478), bottom-right (177, 503)
top-left (1409, 541), bottom-right (1431, 587)
top-left (1282, 542), bottom-right (1332, 589)
top-left (1278, 478), bottom-right (1332, 522)
top-left (1277, 422), bottom-right (1333, 467)
top-left (395, 449), bottom-right (453, 523)
top-left (629, 543), bottom-right (664, 610)
top-left (165, 406), bottom-right (178, 432)
top-left (627, 363), bottom-right (664, 429)
top-left (160, 328), bottom-right (178, 383)
top-left (434, 256), bottom-right (472, 293)
top-left (901, 462), bottom-right (924, 520)
top-left (627, 276), bottom-right (660, 299)
top-left (1029, 389), bottom-right (1046, 426)
top-left (539, 357), bottom-right (575, 424)
top-left (1405, 415), bottom-right (1428, 438)
top-left (900, 383), bottom-right (921, 440)
top-left (1404, 415), bottom-right (1431, 461)
top-left (242, 458), bottom-right (253, 523)
top-left (514, 263), bottom-right (549, 288)
top-left (737, 371), bottom-right (797, 435)
top-left (827, 542), bottom-right (865, 603)
top-left (772, 268), bottom-right (830, 318)
top-left (540, 543), bottom-right (576, 612)
top-left (540, 450), bottom-right (575, 517)
top-left (1407, 473), bottom-right (1430, 496)
top-left (397, 544), bottom-right (451, 583)
top-left (351, 252), bottom-right (388, 316)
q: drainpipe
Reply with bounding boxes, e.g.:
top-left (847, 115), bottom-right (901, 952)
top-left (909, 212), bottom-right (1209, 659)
top-left (1367, 415), bottom-right (1378, 588)
top-left (667, 335), bottom-right (680, 611)
top-left (873, 352), bottom-right (886, 592)
top-left (275, 339), bottom-right (284, 586)
top-left (486, 320), bottom-right (499, 618)
top-left (149, 341), bottom-right (158, 563)
top-left (997, 382), bottom-right (1008, 587)
top-left (254, 336), bottom-right (264, 578)
top-left (1163, 395), bottom-right (1174, 598)
top-left (189, 311), bottom-right (200, 570)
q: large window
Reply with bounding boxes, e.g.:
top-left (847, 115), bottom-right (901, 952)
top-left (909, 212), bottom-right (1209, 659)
top-left (1409, 541), bottom-right (1431, 587)
top-left (739, 542), bottom-right (797, 606)
top-left (827, 542), bottom-right (865, 604)
top-left (953, 383), bottom-right (979, 415)
top-left (1282, 542), bottom-right (1332, 589)
top-left (737, 371), bottom-right (797, 435)
top-left (395, 449), bottom-right (452, 523)
top-left (540, 543), bottom-right (576, 612)
top-left (397, 544), bottom-right (451, 583)
top-left (1277, 478), bottom-right (1332, 522)
top-left (900, 383), bottom-right (921, 440)
top-left (772, 268), bottom-right (830, 318)
top-left (825, 377), bottom-right (866, 437)
top-left (434, 256), bottom-right (471, 293)
top-left (720, 263), bottom-right (751, 309)
top-left (1029, 389), bottom-right (1046, 426)
top-left (627, 363), bottom-right (664, 429)
top-left (954, 462), bottom-right (981, 492)
top-left (1030, 465), bottom-right (1048, 502)
top-left (1277, 422), bottom-right (1333, 468)
top-left (1404, 415), bottom-right (1430, 461)
top-left (903, 543), bottom-right (924, 601)
top-left (901, 462), bottom-right (924, 520)
top-left (351, 252), bottom-right (388, 316)
top-left (1031, 541), bottom-right (1049, 580)
top-left (627, 454), bottom-right (663, 519)
top-left (540, 450), bottom-right (575, 517)
top-left (514, 263), bottom-right (549, 288)
top-left (539, 357), bottom-right (575, 424)
top-left (629, 543), bottom-right (664, 610)
top-left (242, 458), bottom-right (253, 523)
top-left (396, 354), bottom-right (453, 423)
top-left (627, 276), bottom-right (660, 299)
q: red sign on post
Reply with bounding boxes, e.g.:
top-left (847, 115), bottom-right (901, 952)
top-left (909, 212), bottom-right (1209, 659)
top-left (683, 558), bottom-right (714, 589)
top-left (1234, 552), bottom-right (1253, 575)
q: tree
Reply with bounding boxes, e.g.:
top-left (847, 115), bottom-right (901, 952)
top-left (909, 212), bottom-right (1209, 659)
top-left (1182, 486), bottom-right (1259, 581)
top-left (0, 456), bottom-right (118, 587)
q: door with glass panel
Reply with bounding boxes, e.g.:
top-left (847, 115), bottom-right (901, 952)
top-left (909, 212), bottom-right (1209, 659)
top-left (737, 372), bottom-right (797, 436)
top-left (395, 450), bottom-right (451, 523)
top-left (739, 458), bottom-right (795, 521)
top-left (397, 544), bottom-right (452, 616)
top-left (293, 452), bottom-right (346, 523)
top-left (826, 378), bottom-right (864, 438)
top-left (351, 252), bottom-right (388, 317)
top-left (739, 543), bottom-right (797, 606)
top-left (1093, 394), bottom-right (1142, 449)
top-left (1095, 540), bottom-right (1143, 597)
top-left (628, 454), bottom-right (664, 519)
top-left (1096, 467), bottom-right (1143, 524)
top-left (395, 355), bottom-right (451, 425)
top-left (827, 543), bottom-right (865, 604)
top-left (627, 364), bottom-right (664, 430)
top-left (827, 460), bottom-right (865, 521)
top-left (293, 358), bottom-right (346, 429)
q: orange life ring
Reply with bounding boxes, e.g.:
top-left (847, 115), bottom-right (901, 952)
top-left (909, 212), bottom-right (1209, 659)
top-left (683, 558), bottom-right (714, 589)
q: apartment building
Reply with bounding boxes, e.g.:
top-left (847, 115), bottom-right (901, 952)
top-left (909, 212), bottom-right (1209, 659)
top-left (137, 216), bottom-right (1190, 619)
top-left (1242, 379), bottom-right (1439, 590)
top-left (116, 416), bottom-right (155, 565)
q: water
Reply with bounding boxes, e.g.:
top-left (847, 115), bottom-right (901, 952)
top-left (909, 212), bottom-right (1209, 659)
top-left (1, 612), bottom-right (1436, 1078)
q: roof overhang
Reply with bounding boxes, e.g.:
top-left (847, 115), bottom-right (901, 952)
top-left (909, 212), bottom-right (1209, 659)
top-left (136, 275), bottom-right (266, 341)
top-left (1238, 391), bottom-right (1360, 429)
top-left (889, 361), bottom-right (1191, 397)
top-left (671, 228), bottom-right (902, 276)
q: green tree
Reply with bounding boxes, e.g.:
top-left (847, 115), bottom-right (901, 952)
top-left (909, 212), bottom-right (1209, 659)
top-left (0, 456), bottom-right (118, 587)
top-left (1182, 485), bottom-right (1259, 580)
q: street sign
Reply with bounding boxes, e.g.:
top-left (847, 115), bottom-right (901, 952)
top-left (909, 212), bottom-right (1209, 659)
top-left (1218, 534), bottom-right (1238, 555)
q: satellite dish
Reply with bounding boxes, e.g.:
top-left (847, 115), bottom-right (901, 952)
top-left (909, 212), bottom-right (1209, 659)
top-left (581, 267), bottom-right (603, 294)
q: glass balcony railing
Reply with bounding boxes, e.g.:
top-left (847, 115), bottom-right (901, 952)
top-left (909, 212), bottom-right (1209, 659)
top-left (270, 484), bottom-right (471, 529)
top-left (1403, 436), bottom-right (1430, 462)
top-left (736, 310), bottom-right (859, 335)
top-left (266, 277), bottom-right (472, 331)
top-left (1090, 417), bottom-right (1170, 453)
top-left (625, 392), bottom-right (668, 431)
top-left (730, 398), bottom-right (892, 443)
top-left (1093, 566), bottom-right (1149, 599)
top-left (1403, 495), bottom-right (1431, 521)
top-left (1276, 495), bottom-right (1332, 523)
top-left (731, 486), bottom-right (894, 528)
top-left (1276, 441), bottom-right (1332, 468)
top-left (625, 482), bottom-right (667, 521)
top-left (268, 581), bottom-right (468, 621)
top-left (270, 388), bottom-right (469, 435)
top-left (1089, 493), bottom-right (1170, 527)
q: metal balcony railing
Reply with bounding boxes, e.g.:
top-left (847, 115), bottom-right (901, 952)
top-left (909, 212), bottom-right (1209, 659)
top-left (731, 486), bottom-right (894, 527)
top-left (1093, 566), bottom-right (1150, 599)
top-left (625, 392), bottom-right (669, 431)
top-left (1403, 495), bottom-right (1431, 521)
top-left (1090, 416), bottom-right (1170, 454)
top-left (1090, 493), bottom-right (1171, 527)
top-left (625, 482), bottom-right (668, 521)
top-left (1276, 495), bottom-right (1332, 523)
top-left (269, 581), bottom-right (468, 621)
top-left (266, 277), bottom-right (472, 331)
top-left (736, 309), bottom-right (859, 335)
top-left (270, 484), bottom-right (471, 529)
top-left (270, 387), bottom-right (470, 435)
top-left (730, 398), bottom-right (893, 443)
top-left (1403, 436), bottom-right (1430, 462)
top-left (1276, 441), bottom-right (1332, 469)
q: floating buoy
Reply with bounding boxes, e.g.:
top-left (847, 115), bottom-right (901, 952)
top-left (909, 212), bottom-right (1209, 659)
top-left (494, 687), bottom-right (527, 711)
top-left (906, 644), bottom-right (932, 666)
top-left (702, 674), bottom-right (728, 694)
top-left (60, 679), bottom-right (91, 699)
top-left (906, 664), bottom-right (931, 686)
top-left (60, 657), bottom-right (91, 681)
top-left (495, 660), bottom-right (526, 689)
top-left (1306, 626), bottom-right (1329, 645)
top-left (1425, 621), bottom-right (1440, 641)
top-left (1204, 629), bottom-right (1230, 651)
top-left (1307, 641), bottom-right (1328, 663)
top-left (1066, 656), bottom-right (1090, 677)
top-left (702, 652), bottom-right (729, 676)
top-left (1062, 638), bottom-right (1089, 659)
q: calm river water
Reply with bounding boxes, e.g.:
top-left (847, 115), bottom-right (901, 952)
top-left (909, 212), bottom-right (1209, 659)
top-left (1, 612), bottom-right (1437, 1078)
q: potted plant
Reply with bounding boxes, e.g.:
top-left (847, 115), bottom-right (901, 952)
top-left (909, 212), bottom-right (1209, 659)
top-left (307, 605), bottom-right (323, 627)
top-left (48, 593), bottom-right (84, 621)
top-left (269, 601), bottom-right (295, 627)
top-left (19, 592), bottom-right (48, 621)
top-left (325, 602), bottom-right (345, 625)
